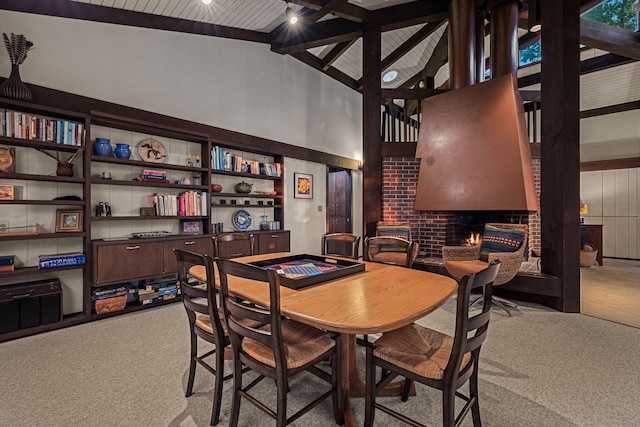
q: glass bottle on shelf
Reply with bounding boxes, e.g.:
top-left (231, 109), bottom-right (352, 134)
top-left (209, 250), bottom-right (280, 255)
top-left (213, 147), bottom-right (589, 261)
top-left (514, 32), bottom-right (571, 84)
top-left (192, 154), bottom-right (201, 186)
top-left (259, 215), bottom-right (270, 230)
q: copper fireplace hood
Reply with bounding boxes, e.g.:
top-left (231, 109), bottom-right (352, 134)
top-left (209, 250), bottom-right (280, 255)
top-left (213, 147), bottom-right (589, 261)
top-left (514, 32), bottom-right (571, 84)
top-left (414, 75), bottom-right (538, 211)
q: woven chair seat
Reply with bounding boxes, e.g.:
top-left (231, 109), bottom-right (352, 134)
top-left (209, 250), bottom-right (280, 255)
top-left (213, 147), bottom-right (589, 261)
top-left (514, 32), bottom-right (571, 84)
top-left (373, 324), bottom-right (471, 381)
top-left (196, 308), bottom-right (261, 335)
top-left (243, 319), bottom-right (335, 369)
top-left (370, 251), bottom-right (412, 266)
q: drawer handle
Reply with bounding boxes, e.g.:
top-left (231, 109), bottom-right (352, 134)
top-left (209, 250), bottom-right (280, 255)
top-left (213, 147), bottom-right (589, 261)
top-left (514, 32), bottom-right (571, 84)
top-left (184, 241), bottom-right (196, 245)
top-left (9, 291), bottom-right (33, 299)
top-left (271, 235), bottom-right (279, 238)
top-left (126, 245), bottom-right (141, 250)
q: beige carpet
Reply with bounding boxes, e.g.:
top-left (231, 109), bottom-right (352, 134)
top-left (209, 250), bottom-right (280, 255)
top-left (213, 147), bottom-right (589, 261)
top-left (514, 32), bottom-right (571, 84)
top-left (1, 296), bottom-right (639, 426)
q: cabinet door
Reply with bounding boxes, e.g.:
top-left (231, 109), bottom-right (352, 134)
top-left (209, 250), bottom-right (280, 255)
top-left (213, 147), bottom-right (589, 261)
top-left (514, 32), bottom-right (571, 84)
top-left (94, 241), bottom-right (164, 285)
top-left (258, 231), bottom-right (290, 254)
top-left (163, 237), bottom-right (213, 273)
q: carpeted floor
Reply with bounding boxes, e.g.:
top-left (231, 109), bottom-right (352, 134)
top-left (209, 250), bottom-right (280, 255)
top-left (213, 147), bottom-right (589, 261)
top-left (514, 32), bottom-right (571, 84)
top-left (1, 297), bottom-right (639, 426)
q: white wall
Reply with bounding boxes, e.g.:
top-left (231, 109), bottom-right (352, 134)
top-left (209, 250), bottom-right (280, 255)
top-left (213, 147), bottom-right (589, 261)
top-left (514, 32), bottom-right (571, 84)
top-left (580, 111), bottom-right (640, 162)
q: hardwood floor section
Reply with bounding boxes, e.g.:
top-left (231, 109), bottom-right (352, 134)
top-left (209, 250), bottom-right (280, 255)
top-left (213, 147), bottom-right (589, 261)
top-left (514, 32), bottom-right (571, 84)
top-left (581, 258), bottom-right (640, 329)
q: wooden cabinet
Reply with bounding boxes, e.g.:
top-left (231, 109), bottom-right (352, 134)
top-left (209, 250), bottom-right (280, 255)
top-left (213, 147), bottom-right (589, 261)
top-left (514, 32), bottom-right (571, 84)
top-left (257, 230), bottom-right (290, 254)
top-left (162, 236), bottom-right (213, 273)
top-left (581, 224), bottom-right (603, 266)
top-left (93, 240), bottom-right (164, 285)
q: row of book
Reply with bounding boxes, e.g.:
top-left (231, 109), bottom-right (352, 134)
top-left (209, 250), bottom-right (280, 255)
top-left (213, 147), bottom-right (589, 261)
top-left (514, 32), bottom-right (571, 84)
top-left (38, 252), bottom-right (86, 269)
top-left (211, 146), bottom-right (281, 177)
top-left (1, 109), bottom-right (86, 146)
top-left (140, 169), bottom-right (169, 184)
top-left (138, 281), bottom-right (180, 305)
top-left (149, 191), bottom-right (209, 216)
top-left (91, 278), bottom-right (181, 313)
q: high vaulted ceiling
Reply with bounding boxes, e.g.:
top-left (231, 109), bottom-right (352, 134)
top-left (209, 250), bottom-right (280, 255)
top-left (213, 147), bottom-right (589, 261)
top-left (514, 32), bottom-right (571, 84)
top-left (2, 0), bottom-right (640, 112)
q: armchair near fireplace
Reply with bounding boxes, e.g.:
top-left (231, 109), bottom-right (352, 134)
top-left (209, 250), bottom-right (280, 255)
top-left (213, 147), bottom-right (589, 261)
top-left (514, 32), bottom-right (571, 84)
top-left (442, 223), bottom-right (528, 316)
top-left (365, 222), bottom-right (419, 267)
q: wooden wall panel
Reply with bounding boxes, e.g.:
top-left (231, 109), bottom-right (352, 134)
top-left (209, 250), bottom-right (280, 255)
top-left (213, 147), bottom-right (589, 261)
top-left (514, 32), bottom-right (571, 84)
top-left (603, 216), bottom-right (616, 257)
top-left (614, 169), bottom-right (629, 216)
top-left (602, 170), bottom-right (616, 216)
top-left (615, 217), bottom-right (630, 258)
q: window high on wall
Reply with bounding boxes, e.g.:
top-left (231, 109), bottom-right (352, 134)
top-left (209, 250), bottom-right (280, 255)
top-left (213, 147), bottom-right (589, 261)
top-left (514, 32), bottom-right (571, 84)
top-left (519, 0), bottom-right (637, 67)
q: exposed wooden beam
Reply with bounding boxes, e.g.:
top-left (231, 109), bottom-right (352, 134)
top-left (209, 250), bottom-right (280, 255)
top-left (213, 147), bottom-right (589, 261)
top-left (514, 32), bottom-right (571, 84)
top-left (399, 27), bottom-right (449, 89)
top-left (0, 0), bottom-right (268, 43)
top-left (305, 0), bottom-right (350, 24)
top-left (381, 88), bottom-right (447, 100)
top-left (581, 157), bottom-right (640, 171)
top-left (580, 18), bottom-right (640, 61)
top-left (520, 90), bottom-right (541, 101)
top-left (271, 18), bottom-right (363, 54)
top-left (368, 0), bottom-right (450, 32)
top-left (287, 0), bottom-right (369, 22)
top-left (290, 51), bottom-right (360, 91)
top-left (518, 53), bottom-right (636, 87)
top-left (580, 100), bottom-right (640, 118)
top-left (381, 21), bottom-right (446, 71)
top-left (321, 40), bottom-right (357, 70)
top-left (270, 0), bottom-right (350, 45)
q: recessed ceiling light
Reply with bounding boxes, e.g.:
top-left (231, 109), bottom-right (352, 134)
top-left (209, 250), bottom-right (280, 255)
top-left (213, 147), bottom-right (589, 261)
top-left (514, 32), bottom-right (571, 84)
top-left (382, 70), bottom-right (398, 83)
top-left (202, 0), bottom-right (212, 4)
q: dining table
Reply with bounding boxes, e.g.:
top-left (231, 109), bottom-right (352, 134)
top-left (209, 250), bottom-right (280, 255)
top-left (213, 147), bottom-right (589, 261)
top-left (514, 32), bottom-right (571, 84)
top-left (189, 252), bottom-right (457, 427)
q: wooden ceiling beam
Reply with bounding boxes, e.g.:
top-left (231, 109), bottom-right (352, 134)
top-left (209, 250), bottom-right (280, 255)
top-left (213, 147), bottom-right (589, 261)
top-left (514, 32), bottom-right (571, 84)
top-left (381, 21), bottom-right (446, 72)
top-left (368, 0), bottom-right (450, 32)
top-left (291, 51), bottom-right (360, 91)
top-left (580, 18), bottom-right (640, 61)
top-left (270, 18), bottom-right (362, 54)
top-left (398, 27), bottom-right (449, 90)
top-left (287, 0), bottom-right (369, 22)
top-left (321, 39), bottom-right (357, 70)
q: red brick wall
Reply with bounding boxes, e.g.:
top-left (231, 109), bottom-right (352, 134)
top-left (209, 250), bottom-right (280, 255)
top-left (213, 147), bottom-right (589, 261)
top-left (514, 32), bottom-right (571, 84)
top-left (381, 157), bottom-right (542, 256)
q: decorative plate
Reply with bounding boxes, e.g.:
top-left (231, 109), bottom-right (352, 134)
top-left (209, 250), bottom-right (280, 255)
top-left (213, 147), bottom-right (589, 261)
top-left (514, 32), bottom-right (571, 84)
top-left (137, 138), bottom-right (167, 163)
top-left (232, 209), bottom-right (252, 231)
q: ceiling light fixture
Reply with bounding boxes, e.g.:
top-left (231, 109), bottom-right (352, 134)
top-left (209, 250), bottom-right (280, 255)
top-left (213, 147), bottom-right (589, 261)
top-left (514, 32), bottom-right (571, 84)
top-left (382, 70), bottom-right (398, 83)
top-left (285, 1), bottom-right (298, 24)
top-left (202, 0), bottom-right (212, 5)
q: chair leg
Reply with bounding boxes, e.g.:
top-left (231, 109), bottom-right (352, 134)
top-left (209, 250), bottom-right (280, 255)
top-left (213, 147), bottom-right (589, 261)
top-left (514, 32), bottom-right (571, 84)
top-left (230, 355), bottom-right (243, 427)
top-left (364, 347), bottom-right (375, 427)
top-left (492, 299), bottom-right (513, 317)
top-left (210, 347), bottom-right (225, 426)
top-left (401, 379), bottom-right (412, 402)
top-left (442, 386), bottom-right (456, 427)
top-left (331, 339), bottom-right (345, 425)
top-left (494, 295), bottom-right (518, 308)
top-left (469, 363), bottom-right (482, 427)
top-left (469, 295), bottom-right (484, 310)
top-left (185, 329), bottom-right (197, 397)
top-left (276, 375), bottom-right (288, 427)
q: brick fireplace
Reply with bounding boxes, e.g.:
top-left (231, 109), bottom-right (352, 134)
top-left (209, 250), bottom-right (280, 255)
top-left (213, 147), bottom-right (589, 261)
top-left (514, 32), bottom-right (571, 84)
top-left (382, 157), bottom-right (541, 257)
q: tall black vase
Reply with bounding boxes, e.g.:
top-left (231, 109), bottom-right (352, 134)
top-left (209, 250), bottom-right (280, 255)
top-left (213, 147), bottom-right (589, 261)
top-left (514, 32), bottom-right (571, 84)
top-left (0, 64), bottom-right (33, 102)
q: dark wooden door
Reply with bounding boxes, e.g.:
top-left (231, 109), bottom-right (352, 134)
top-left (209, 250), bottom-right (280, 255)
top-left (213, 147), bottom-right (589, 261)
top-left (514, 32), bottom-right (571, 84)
top-left (327, 169), bottom-right (353, 256)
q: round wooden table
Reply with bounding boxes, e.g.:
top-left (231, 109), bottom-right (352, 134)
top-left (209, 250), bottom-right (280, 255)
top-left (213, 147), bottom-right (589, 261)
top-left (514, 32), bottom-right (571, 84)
top-left (190, 253), bottom-right (457, 427)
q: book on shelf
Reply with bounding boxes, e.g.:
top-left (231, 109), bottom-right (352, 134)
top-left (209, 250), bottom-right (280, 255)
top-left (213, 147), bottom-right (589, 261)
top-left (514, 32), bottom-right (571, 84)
top-left (0, 108), bottom-right (85, 146)
top-left (139, 177), bottom-right (169, 183)
top-left (210, 145), bottom-right (281, 177)
top-left (38, 252), bottom-right (86, 269)
top-left (150, 191), bottom-right (208, 216)
top-left (0, 254), bottom-right (15, 272)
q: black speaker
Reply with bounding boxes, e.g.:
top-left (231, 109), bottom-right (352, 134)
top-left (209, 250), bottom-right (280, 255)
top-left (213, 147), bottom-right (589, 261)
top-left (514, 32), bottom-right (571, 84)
top-left (40, 294), bottom-right (62, 324)
top-left (19, 298), bottom-right (40, 329)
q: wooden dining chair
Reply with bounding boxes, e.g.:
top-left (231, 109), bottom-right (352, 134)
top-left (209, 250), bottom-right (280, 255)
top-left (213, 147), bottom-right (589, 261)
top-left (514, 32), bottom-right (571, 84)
top-left (212, 233), bottom-right (255, 259)
top-left (364, 260), bottom-right (501, 427)
top-left (216, 258), bottom-right (344, 427)
top-left (321, 232), bottom-right (360, 259)
top-left (174, 249), bottom-right (231, 426)
top-left (363, 236), bottom-right (417, 268)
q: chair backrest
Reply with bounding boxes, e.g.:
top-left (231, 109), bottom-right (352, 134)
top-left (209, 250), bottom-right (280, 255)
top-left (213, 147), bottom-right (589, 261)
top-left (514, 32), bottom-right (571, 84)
top-left (480, 223), bottom-right (529, 261)
top-left (446, 260), bottom-right (501, 384)
top-left (321, 232), bottom-right (360, 260)
top-left (376, 222), bottom-right (412, 242)
top-left (174, 249), bottom-right (225, 338)
top-left (213, 233), bottom-right (255, 259)
top-left (364, 236), bottom-right (415, 267)
top-left (216, 258), bottom-right (286, 370)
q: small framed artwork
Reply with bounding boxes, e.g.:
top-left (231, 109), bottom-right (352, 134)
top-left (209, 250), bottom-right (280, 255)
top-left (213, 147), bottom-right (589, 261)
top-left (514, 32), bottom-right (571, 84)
top-left (55, 209), bottom-right (84, 233)
top-left (179, 219), bottom-right (204, 235)
top-left (294, 173), bottom-right (313, 199)
top-left (0, 147), bottom-right (15, 173)
top-left (0, 184), bottom-right (14, 201)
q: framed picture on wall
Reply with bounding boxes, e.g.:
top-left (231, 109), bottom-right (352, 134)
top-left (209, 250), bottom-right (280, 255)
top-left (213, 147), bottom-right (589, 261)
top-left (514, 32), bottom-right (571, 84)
top-left (294, 173), bottom-right (313, 199)
top-left (179, 219), bottom-right (204, 235)
top-left (55, 209), bottom-right (84, 233)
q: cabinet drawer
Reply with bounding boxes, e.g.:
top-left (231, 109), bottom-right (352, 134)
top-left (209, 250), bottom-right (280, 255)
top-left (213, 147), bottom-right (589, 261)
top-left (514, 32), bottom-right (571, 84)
top-left (258, 231), bottom-right (290, 254)
top-left (163, 237), bottom-right (213, 273)
top-left (94, 241), bottom-right (164, 285)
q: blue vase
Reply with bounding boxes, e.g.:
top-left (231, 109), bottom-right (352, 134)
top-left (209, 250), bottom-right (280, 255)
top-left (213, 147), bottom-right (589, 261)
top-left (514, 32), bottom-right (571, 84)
top-left (114, 143), bottom-right (131, 159)
top-left (93, 138), bottom-right (112, 157)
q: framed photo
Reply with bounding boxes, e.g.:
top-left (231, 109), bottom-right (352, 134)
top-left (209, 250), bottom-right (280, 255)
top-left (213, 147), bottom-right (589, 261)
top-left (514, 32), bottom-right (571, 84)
top-left (294, 173), bottom-right (313, 199)
top-left (0, 147), bottom-right (15, 173)
top-left (179, 219), bottom-right (204, 235)
top-left (55, 209), bottom-right (84, 233)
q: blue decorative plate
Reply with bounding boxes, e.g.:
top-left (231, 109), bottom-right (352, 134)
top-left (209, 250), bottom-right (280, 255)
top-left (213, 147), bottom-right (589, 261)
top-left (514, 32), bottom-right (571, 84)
top-left (232, 209), bottom-right (252, 231)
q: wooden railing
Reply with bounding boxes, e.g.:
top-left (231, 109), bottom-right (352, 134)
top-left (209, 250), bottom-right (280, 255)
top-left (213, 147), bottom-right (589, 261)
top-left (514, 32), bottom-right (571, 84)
top-left (381, 102), bottom-right (420, 143)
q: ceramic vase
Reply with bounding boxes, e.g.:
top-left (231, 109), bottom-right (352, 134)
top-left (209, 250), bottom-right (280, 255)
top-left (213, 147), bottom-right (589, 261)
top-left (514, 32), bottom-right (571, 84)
top-left (0, 64), bottom-right (33, 102)
top-left (114, 143), bottom-right (131, 159)
top-left (93, 138), bottom-right (112, 157)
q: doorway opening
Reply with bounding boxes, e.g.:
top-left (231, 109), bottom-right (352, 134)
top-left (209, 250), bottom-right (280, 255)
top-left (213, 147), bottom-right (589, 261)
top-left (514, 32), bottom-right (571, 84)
top-left (326, 168), bottom-right (353, 257)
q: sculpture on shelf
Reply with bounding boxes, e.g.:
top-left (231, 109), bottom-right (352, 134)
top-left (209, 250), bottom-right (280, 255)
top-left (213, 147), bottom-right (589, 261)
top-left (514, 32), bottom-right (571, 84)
top-left (36, 147), bottom-right (83, 177)
top-left (0, 33), bottom-right (34, 102)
